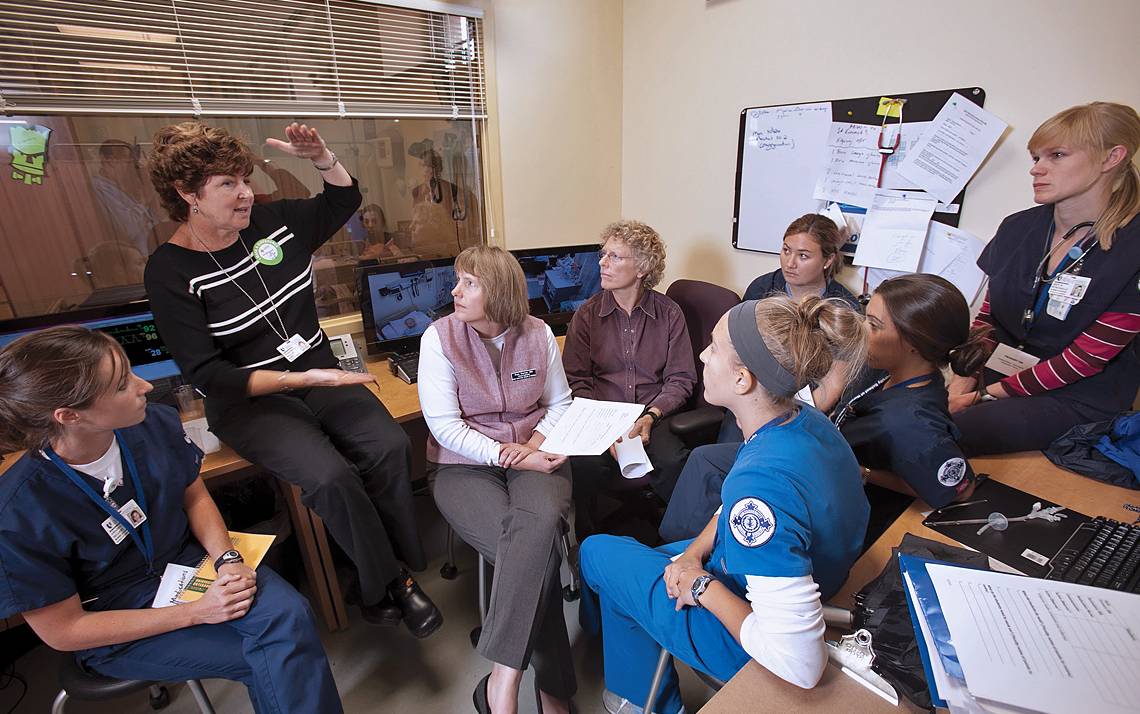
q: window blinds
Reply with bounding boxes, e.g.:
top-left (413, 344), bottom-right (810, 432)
top-left (0, 0), bottom-right (486, 117)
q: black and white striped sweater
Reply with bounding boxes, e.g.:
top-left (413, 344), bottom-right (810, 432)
top-left (144, 181), bottom-right (362, 402)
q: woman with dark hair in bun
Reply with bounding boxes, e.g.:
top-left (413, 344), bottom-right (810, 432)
top-left (836, 273), bottom-right (990, 507)
top-left (580, 295), bottom-right (869, 712)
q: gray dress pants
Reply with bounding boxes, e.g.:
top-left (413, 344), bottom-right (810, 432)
top-left (432, 462), bottom-right (576, 700)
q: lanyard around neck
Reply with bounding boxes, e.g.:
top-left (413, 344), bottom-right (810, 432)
top-left (1021, 219), bottom-right (1096, 337)
top-left (743, 409), bottom-right (795, 445)
top-left (45, 433), bottom-right (155, 574)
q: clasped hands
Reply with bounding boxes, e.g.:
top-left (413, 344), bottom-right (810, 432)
top-left (663, 554), bottom-right (712, 612)
top-left (498, 441), bottom-right (566, 473)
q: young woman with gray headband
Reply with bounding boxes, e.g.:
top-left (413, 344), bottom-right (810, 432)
top-left (577, 295), bottom-right (870, 712)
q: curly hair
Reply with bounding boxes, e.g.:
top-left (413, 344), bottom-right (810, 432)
top-left (599, 219), bottom-right (666, 289)
top-left (148, 122), bottom-right (257, 222)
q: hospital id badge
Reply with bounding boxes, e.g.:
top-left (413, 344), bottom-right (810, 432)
top-left (276, 334), bottom-right (310, 362)
top-left (985, 343), bottom-right (1040, 376)
top-left (1049, 274), bottom-right (1091, 306)
top-left (1047, 297), bottom-right (1072, 320)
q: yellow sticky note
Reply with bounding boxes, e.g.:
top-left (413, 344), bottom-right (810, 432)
top-left (877, 97), bottom-right (903, 118)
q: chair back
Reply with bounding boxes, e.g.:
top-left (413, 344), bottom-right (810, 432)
top-left (664, 279), bottom-right (740, 410)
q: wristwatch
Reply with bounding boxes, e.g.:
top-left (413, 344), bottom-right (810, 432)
top-left (313, 150), bottom-right (338, 171)
top-left (214, 549), bottom-right (244, 572)
top-left (690, 574), bottom-right (714, 608)
top-left (642, 406), bottom-right (661, 425)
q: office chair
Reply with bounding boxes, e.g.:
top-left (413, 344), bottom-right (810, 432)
top-left (440, 519), bottom-right (581, 648)
top-left (591, 280), bottom-right (740, 536)
top-left (640, 605), bottom-right (854, 712)
top-left (52, 654), bottom-right (216, 713)
top-left (663, 279), bottom-right (741, 446)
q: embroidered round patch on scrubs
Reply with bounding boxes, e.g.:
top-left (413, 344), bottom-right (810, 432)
top-left (252, 238), bottom-right (283, 266)
top-left (937, 457), bottom-right (967, 487)
top-left (729, 497), bottom-right (776, 548)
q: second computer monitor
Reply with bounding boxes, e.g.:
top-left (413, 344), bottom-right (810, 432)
top-left (511, 244), bottom-right (602, 330)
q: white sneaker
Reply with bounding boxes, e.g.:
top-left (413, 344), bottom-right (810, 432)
top-left (601, 689), bottom-right (687, 714)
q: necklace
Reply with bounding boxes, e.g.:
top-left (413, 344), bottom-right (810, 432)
top-left (188, 221), bottom-right (291, 342)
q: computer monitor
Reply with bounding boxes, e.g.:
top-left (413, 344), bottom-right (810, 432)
top-left (0, 302), bottom-right (182, 383)
top-left (510, 244), bottom-right (602, 331)
top-left (359, 257), bottom-right (459, 356)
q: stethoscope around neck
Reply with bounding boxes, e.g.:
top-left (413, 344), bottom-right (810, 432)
top-left (1020, 219), bottom-right (1097, 337)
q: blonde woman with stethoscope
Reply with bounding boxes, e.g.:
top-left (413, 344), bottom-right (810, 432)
top-left (949, 102), bottom-right (1140, 455)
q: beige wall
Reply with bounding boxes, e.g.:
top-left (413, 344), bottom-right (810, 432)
top-left (621, 0), bottom-right (1140, 296)
top-left (471, 0), bottom-right (623, 249)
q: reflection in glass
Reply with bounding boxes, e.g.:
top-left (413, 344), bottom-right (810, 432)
top-left (0, 116), bottom-right (485, 320)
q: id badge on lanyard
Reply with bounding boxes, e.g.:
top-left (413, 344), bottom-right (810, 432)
top-left (45, 434), bottom-right (156, 574)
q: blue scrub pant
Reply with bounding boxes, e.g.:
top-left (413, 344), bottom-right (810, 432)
top-left (81, 568), bottom-right (342, 714)
top-left (579, 535), bottom-right (751, 714)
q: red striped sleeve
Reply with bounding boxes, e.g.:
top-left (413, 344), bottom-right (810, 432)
top-left (972, 291), bottom-right (998, 348)
top-left (1001, 311), bottom-right (1140, 395)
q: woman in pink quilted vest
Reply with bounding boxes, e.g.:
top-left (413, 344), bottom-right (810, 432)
top-left (418, 245), bottom-right (576, 714)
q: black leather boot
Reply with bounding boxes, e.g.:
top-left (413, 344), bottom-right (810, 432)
top-left (389, 569), bottom-right (443, 639)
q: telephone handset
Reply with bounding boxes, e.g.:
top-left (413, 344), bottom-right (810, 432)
top-left (328, 334), bottom-right (367, 374)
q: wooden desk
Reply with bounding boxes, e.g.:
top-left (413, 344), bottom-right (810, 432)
top-left (701, 452), bottom-right (1138, 712)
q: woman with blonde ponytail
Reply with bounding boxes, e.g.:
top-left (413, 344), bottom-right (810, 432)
top-left (949, 102), bottom-right (1140, 455)
top-left (577, 296), bottom-right (870, 711)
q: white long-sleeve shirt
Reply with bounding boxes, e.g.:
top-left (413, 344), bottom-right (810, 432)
top-left (418, 322), bottom-right (573, 465)
top-left (739, 574), bottom-right (827, 689)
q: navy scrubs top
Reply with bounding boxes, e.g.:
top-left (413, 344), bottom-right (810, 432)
top-left (836, 371), bottom-right (974, 508)
top-left (979, 205), bottom-right (1140, 410)
top-left (743, 269), bottom-right (862, 312)
top-left (0, 405), bottom-right (205, 618)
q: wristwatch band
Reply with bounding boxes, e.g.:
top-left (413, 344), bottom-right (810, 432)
top-left (642, 406), bottom-right (661, 425)
top-left (214, 549), bottom-right (244, 572)
top-left (313, 151), bottom-right (338, 171)
top-left (690, 574), bottom-right (713, 607)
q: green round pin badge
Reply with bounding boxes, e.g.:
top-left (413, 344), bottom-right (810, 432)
top-left (252, 238), bottom-right (283, 266)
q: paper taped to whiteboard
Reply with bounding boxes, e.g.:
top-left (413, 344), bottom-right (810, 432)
top-left (735, 102), bottom-right (831, 254)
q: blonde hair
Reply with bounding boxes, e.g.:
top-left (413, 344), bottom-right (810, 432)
top-left (600, 220), bottom-right (666, 289)
top-left (1028, 102), bottom-right (1140, 250)
top-left (454, 245), bottom-right (530, 328)
top-left (745, 296), bottom-right (867, 408)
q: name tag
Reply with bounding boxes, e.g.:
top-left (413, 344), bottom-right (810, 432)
top-left (511, 369), bottom-right (537, 381)
top-left (101, 499), bottom-right (147, 544)
top-left (276, 333), bottom-right (310, 362)
top-left (984, 343), bottom-right (1040, 377)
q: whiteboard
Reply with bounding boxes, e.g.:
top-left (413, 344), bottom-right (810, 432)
top-left (733, 102), bottom-right (831, 254)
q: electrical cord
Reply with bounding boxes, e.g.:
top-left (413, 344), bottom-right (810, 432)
top-left (0, 659), bottom-right (27, 714)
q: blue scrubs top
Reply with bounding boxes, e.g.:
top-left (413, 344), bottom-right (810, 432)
top-left (0, 405), bottom-right (205, 618)
top-left (836, 371), bottom-right (974, 508)
top-left (710, 407), bottom-right (868, 602)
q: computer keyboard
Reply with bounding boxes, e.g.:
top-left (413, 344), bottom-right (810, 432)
top-left (389, 353), bottom-right (419, 384)
top-left (1045, 516), bottom-right (1140, 593)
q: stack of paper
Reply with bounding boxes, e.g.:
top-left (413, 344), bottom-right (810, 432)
top-left (900, 555), bottom-right (1140, 713)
